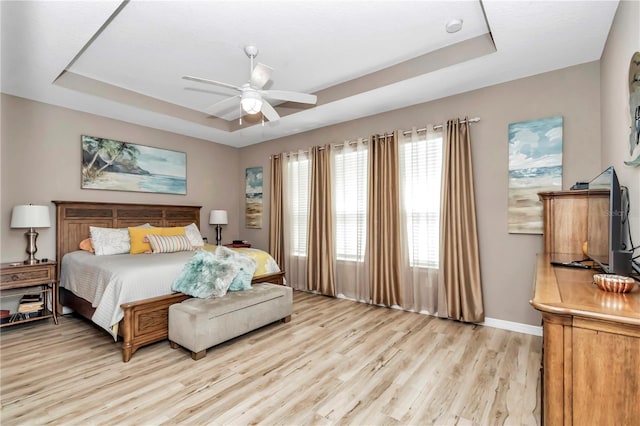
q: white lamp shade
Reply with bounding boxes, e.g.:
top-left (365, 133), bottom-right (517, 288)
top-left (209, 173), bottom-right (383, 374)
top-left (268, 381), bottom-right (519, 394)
top-left (240, 91), bottom-right (263, 114)
top-left (11, 205), bottom-right (51, 228)
top-left (209, 210), bottom-right (228, 225)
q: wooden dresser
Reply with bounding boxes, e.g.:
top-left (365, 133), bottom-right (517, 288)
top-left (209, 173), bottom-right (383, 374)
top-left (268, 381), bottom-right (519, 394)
top-left (533, 190), bottom-right (640, 425)
top-left (531, 255), bottom-right (640, 425)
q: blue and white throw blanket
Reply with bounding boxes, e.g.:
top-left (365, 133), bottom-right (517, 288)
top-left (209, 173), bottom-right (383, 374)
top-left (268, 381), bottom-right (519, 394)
top-left (172, 246), bottom-right (257, 298)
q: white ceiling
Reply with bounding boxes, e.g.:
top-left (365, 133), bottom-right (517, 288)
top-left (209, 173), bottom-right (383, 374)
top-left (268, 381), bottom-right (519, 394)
top-left (1, 0), bottom-right (618, 148)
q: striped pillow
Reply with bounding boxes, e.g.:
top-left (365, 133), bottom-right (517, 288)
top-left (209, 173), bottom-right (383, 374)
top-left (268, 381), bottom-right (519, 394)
top-left (146, 234), bottom-right (193, 254)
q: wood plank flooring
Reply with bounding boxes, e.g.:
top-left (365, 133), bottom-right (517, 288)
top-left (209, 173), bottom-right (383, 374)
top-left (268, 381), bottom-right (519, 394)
top-left (1, 291), bottom-right (541, 425)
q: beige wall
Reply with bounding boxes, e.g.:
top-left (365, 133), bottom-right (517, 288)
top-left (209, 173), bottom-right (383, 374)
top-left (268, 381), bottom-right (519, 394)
top-left (0, 94), bottom-right (241, 262)
top-left (600, 0), bottom-right (640, 248)
top-left (0, 60), bottom-right (610, 327)
top-left (239, 62), bottom-right (602, 326)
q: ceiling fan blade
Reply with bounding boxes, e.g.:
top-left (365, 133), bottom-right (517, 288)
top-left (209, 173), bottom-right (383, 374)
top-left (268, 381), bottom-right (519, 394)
top-left (261, 101), bottom-right (280, 122)
top-left (204, 95), bottom-right (241, 116)
top-left (182, 75), bottom-right (242, 92)
top-left (250, 63), bottom-right (273, 90)
top-left (260, 89), bottom-right (317, 104)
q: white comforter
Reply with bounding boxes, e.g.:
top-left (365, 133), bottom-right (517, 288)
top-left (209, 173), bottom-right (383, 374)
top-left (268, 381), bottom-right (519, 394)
top-left (60, 250), bottom-right (197, 338)
top-left (61, 248), bottom-right (282, 338)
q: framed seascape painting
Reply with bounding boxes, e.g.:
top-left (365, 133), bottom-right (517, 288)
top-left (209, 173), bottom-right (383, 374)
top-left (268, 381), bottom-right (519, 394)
top-left (508, 116), bottom-right (563, 234)
top-left (81, 135), bottom-right (186, 195)
top-left (245, 166), bottom-right (263, 229)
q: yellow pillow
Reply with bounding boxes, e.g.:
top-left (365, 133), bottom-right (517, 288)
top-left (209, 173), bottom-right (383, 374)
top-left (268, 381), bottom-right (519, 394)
top-left (129, 227), bottom-right (185, 254)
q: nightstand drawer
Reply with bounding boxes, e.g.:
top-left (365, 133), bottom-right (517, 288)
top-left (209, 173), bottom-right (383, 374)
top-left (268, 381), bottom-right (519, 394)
top-left (1, 264), bottom-right (54, 288)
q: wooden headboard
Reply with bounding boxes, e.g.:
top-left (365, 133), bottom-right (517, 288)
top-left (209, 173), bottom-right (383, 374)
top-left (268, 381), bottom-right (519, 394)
top-left (53, 201), bottom-right (201, 279)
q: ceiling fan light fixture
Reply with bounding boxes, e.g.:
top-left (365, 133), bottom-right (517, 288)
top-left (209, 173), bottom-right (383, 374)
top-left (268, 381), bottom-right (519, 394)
top-left (241, 91), bottom-right (263, 114)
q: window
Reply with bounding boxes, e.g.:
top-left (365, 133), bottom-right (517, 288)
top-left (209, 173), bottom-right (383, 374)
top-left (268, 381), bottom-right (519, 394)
top-left (400, 131), bottom-right (443, 268)
top-left (333, 145), bottom-right (369, 261)
top-left (287, 157), bottom-right (310, 257)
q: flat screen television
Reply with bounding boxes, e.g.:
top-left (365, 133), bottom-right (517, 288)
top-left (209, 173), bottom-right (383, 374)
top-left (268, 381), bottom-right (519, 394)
top-left (586, 166), bottom-right (632, 275)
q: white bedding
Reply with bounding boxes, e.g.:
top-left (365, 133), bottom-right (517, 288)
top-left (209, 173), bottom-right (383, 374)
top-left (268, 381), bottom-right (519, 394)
top-left (60, 248), bottom-right (282, 339)
top-left (60, 250), bottom-right (196, 338)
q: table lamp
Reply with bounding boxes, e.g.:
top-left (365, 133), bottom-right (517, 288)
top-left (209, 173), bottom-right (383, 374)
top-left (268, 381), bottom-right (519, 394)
top-left (11, 204), bottom-right (51, 264)
top-left (209, 210), bottom-right (228, 246)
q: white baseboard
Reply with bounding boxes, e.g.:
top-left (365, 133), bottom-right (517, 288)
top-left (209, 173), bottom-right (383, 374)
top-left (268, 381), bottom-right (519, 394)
top-left (333, 292), bottom-right (543, 336)
top-left (481, 317), bottom-right (543, 336)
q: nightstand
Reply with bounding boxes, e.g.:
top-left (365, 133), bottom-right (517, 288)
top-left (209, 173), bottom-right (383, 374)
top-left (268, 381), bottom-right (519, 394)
top-left (0, 261), bottom-right (57, 327)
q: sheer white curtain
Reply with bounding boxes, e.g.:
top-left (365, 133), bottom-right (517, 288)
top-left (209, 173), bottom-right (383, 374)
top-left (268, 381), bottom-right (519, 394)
top-left (398, 126), bottom-right (444, 314)
top-left (331, 139), bottom-right (370, 302)
top-left (282, 149), bottom-right (311, 291)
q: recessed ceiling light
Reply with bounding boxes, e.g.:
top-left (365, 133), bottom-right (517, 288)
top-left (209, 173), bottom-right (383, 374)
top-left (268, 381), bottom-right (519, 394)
top-left (446, 19), bottom-right (463, 33)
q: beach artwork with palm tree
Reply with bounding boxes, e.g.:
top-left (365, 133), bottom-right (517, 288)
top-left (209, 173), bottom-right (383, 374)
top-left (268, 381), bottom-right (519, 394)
top-left (81, 135), bottom-right (186, 194)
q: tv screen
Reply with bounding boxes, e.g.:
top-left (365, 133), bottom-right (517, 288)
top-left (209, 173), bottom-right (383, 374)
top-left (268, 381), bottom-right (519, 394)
top-left (586, 167), bottom-right (631, 275)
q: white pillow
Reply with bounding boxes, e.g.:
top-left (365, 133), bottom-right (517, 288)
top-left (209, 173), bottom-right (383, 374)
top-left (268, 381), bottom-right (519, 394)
top-left (89, 223), bottom-right (153, 256)
top-left (184, 223), bottom-right (205, 247)
top-left (89, 227), bottom-right (131, 256)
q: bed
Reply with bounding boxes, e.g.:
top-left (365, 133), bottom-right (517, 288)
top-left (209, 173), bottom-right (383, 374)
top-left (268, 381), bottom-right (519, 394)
top-left (54, 200), bottom-right (284, 362)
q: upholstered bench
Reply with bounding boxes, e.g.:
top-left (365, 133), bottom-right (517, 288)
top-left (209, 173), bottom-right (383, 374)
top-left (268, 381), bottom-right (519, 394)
top-left (168, 283), bottom-right (293, 360)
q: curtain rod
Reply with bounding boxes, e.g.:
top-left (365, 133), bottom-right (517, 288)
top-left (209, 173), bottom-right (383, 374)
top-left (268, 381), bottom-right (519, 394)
top-left (270, 116), bottom-right (480, 158)
top-left (406, 116), bottom-right (480, 135)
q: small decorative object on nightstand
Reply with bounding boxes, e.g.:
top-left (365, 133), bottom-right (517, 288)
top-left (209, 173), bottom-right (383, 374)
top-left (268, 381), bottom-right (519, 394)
top-left (225, 240), bottom-right (251, 248)
top-left (209, 210), bottom-right (228, 246)
top-left (0, 260), bottom-right (58, 327)
top-left (10, 204), bottom-right (51, 265)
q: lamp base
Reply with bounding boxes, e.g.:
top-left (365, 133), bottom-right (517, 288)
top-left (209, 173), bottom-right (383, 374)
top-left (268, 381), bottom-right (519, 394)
top-left (215, 225), bottom-right (223, 246)
top-left (23, 228), bottom-right (41, 265)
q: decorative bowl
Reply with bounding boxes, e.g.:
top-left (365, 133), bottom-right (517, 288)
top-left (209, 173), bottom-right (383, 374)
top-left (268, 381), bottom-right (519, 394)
top-left (593, 274), bottom-right (636, 293)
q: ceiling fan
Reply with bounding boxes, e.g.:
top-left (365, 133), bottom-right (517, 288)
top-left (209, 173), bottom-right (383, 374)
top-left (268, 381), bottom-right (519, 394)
top-left (183, 45), bottom-right (317, 122)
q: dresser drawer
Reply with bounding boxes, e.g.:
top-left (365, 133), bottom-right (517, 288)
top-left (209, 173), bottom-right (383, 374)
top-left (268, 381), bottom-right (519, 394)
top-left (0, 263), bottom-right (55, 289)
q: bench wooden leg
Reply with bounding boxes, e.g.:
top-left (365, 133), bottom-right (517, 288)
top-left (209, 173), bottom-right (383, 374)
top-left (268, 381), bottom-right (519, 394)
top-left (169, 341), bottom-right (179, 349)
top-left (191, 350), bottom-right (206, 360)
top-left (282, 315), bottom-right (291, 323)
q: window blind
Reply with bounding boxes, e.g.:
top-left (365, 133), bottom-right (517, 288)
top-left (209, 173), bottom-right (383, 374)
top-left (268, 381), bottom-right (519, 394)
top-left (400, 132), bottom-right (443, 268)
top-left (333, 146), bottom-right (369, 261)
top-left (287, 158), bottom-right (310, 257)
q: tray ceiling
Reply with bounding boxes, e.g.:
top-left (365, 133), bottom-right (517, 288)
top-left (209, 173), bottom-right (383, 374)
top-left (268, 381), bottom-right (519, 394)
top-left (1, 1), bottom-right (618, 147)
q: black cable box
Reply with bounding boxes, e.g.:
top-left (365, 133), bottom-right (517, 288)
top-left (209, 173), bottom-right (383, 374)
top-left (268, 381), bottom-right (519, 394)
top-left (570, 182), bottom-right (589, 190)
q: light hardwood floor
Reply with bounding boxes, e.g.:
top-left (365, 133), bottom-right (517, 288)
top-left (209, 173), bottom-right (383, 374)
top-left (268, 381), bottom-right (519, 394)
top-left (1, 291), bottom-right (541, 425)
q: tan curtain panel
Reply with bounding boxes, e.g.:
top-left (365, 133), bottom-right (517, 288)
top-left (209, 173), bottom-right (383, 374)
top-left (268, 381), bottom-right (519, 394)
top-left (269, 155), bottom-right (285, 269)
top-left (367, 132), bottom-right (403, 306)
top-left (307, 145), bottom-right (336, 296)
top-left (440, 118), bottom-right (485, 322)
